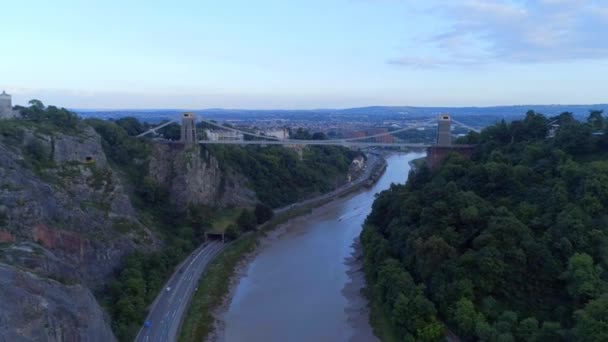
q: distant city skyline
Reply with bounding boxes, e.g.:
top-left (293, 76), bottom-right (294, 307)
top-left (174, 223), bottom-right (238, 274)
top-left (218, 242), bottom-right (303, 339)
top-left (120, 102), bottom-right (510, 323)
top-left (2, 0), bottom-right (607, 109)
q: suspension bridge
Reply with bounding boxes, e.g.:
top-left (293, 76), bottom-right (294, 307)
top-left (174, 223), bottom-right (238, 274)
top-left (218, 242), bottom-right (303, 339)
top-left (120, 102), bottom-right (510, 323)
top-left (136, 113), bottom-right (479, 149)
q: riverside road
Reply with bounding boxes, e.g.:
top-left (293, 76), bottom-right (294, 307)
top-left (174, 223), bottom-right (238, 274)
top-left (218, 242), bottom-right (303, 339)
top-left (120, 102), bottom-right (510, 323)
top-left (135, 241), bottom-right (224, 342)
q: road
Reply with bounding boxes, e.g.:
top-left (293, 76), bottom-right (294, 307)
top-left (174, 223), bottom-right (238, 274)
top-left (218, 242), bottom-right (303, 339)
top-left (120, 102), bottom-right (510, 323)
top-left (135, 241), bottom-right (225, 342)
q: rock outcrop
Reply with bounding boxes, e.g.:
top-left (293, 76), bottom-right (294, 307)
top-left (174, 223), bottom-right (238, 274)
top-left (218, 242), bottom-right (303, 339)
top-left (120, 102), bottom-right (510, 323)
top-left (0, 125), bottom-right (149, 287)
top-left (0, 264), bottom-right (116, 342)
top-left (149, 144), bottom-right (257, 209)
top-left (0, 124), bottom-right (149, 341)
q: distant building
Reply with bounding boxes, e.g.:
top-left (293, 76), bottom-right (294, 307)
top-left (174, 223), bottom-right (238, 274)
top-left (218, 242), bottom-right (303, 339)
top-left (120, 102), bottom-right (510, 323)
top-left (264, 128), bottom-right (289, 140)
top-left (204, 129), bottom-right (244, 141)
top-left (345, 131), bottom-right (366, 139)
top-left (0, 90), bottom-right (18, 119)
top-left (436, 114), bottom-right (452, 146)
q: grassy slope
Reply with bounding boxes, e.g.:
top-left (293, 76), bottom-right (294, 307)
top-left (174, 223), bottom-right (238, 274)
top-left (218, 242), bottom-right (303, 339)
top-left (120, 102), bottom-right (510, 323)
top-left (209, 208), bottom-right (244, 234)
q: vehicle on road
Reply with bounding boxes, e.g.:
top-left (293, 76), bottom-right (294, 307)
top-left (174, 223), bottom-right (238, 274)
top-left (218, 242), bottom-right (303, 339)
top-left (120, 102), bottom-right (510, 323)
top-left (166, 287), bottom-right (171, 292)
top-left (144, 321), bottom-right (151, 328)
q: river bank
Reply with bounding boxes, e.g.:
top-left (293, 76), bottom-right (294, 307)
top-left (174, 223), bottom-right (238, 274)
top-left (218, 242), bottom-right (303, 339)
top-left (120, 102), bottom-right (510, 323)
top-left (179, 153), bottom-right (389, 342)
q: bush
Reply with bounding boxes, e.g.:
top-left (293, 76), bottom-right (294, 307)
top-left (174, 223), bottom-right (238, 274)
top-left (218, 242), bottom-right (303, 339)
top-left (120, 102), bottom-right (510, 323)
top-left (254, 203), bottom-right (274, 224)
top-left (237, 209), bottom-right (256, 231)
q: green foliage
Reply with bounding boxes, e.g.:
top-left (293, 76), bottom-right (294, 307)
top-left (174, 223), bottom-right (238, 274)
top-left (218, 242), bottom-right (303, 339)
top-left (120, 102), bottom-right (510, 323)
top-left (574, 294), bottom-right (608, 342)
top-left (179, 234), bottom-right (257, 342)
top-left (86, 118), bottom-right (150, 172)
top-left (18, 100), bottom-right (80, 130)
top-left (114, 117), bottom-right (146, 136)
top-left (208, 144), bottom-right (359, 207)
top-left (102, 225), bottom-right (200, 341)
top-left (254, 203), bottom-right (273, 224)
top-left (23, 138), bottom-right (55, 171)
top-left (224, 224), bottom-right (240, 241)
top-left (157, 121), bottom-right (181, 140)
top-left (361, 111), bottom-right (608, 341)
top-left (0, 120), bottom-right (25, 145)
top-left (236, 209), bottom-right (256, 232)
top-left (562, 253), bottom-right (604, 304)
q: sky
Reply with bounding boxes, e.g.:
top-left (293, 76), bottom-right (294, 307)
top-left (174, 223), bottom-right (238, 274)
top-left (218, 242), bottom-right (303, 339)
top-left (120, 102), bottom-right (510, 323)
top-left (2, 0), bottom-right (608, 109)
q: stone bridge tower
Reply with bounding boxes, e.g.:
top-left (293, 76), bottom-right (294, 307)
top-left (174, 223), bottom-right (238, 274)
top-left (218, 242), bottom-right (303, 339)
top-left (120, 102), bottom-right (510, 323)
top-left (181, 112), bottom-right (197, 144)
top-left (436, 114), bottom-right (452, 146)
top-left (427, 114), bottom-right (474, 169)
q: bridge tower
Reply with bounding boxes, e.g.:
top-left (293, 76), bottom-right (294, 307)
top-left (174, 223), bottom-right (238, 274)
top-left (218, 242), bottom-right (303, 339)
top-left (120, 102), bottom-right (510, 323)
top-left (181, 112), bottom-right (197, 144)
top-left (436, 114), bottom-right (452, 146)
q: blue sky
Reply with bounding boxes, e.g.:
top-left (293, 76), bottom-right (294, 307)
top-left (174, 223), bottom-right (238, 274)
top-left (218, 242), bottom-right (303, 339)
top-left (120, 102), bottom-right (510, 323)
top-left (2, 0), bottom-right (607, 109)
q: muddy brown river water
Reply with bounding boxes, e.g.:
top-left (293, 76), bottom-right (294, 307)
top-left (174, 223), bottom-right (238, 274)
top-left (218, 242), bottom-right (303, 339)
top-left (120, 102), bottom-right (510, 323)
top-left (218, 153), bottom-right (424, 342)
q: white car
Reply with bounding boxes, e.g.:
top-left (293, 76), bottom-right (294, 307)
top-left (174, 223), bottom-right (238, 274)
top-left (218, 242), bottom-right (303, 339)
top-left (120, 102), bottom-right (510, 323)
top-left (166, 287), bottom-right (171, 292)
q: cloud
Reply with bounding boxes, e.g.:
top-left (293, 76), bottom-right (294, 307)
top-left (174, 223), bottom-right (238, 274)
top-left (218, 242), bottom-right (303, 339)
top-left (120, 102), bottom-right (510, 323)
top-left (387, 56), bottom-right (481, 68)
top-left (391, 0), bottom-right (608, 67)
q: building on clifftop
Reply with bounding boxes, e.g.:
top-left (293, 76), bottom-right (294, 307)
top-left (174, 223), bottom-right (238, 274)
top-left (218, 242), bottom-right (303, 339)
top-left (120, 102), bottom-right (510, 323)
top-left (0, 91), bottom-right (19, 119)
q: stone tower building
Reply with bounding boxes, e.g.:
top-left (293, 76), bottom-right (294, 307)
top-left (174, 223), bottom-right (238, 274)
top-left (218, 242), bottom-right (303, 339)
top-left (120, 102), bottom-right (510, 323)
top-left (180, 112), bottom-right (197, 144)
top-left (0, 90), bottom-right (15, 119)
top-left (436, 114), bottom-right (452, 146)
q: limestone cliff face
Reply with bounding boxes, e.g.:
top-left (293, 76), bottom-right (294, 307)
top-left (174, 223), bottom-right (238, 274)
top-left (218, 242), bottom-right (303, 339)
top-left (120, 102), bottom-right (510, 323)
top-left (0, 126), bottom-right (149, 286)
top-left (0, 125), bottom-right (148, 340)
top-left (0, 264), bottom-right (116, 342)
top-left (0, 123), bottom-right (257, 341)
top-left (149, 144), bottom-right (257, 209)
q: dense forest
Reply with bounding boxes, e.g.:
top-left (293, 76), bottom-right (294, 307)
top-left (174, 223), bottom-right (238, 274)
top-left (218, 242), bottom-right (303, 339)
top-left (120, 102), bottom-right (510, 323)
top-left (208, 144), bottom-right (360, 208)
top-left (362, 110), bottom-right (608, 341)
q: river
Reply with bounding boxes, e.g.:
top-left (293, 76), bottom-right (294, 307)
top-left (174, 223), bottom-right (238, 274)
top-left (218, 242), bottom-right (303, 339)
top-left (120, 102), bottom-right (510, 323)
top-left (217, 152), bottom-right (425, 342)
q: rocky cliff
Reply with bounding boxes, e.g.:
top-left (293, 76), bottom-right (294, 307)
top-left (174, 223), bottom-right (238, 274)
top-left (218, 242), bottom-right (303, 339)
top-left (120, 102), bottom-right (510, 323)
top-left (0, 125), bottom-right (149, 286)
top-left (0, 264), bottom-right (116, 342)
top-left (0, 120), bottom-right (259, 341)
top-left (149, 144), bottom-right (257, 209)
top-left (0, 124), bottom-right (147, 340)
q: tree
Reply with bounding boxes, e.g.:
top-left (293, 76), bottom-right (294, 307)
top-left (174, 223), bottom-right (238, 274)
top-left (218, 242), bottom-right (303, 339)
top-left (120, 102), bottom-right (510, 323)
top-left (574, 294), bottom-right (608, 342)
top-left (116, 117), bottom-right (145, 136)
top-left (254, 203), bottom-right (274, 224)
top-left (536, 321), bottom-right (563, 342)
top-left (290, 128), bottom-right (311, 140)
top-left (28, 99), bottom-right (45, 110)
top-left (561, 253), bottom-right (603, 304)
top-left (517, 317), bottom-right (539, 341)
top-left (138, 176), bottom-right (161, 203)
top-left (25, 139), bottom-right (49, 163)
top-left (554, 121), bottom-right (592, 154)
top-left (158, 122), bottom-right (181, 140)
top-left (237, 209), bottom-right (257, 231)
top-left (312, 132), bottom-right (328, 140)
top-left (587, 110), bottom-right (604, 132)
top-left (225, 224), bottom-right (241, 240)
top-left (452, 298), bottom-right (478, 337)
